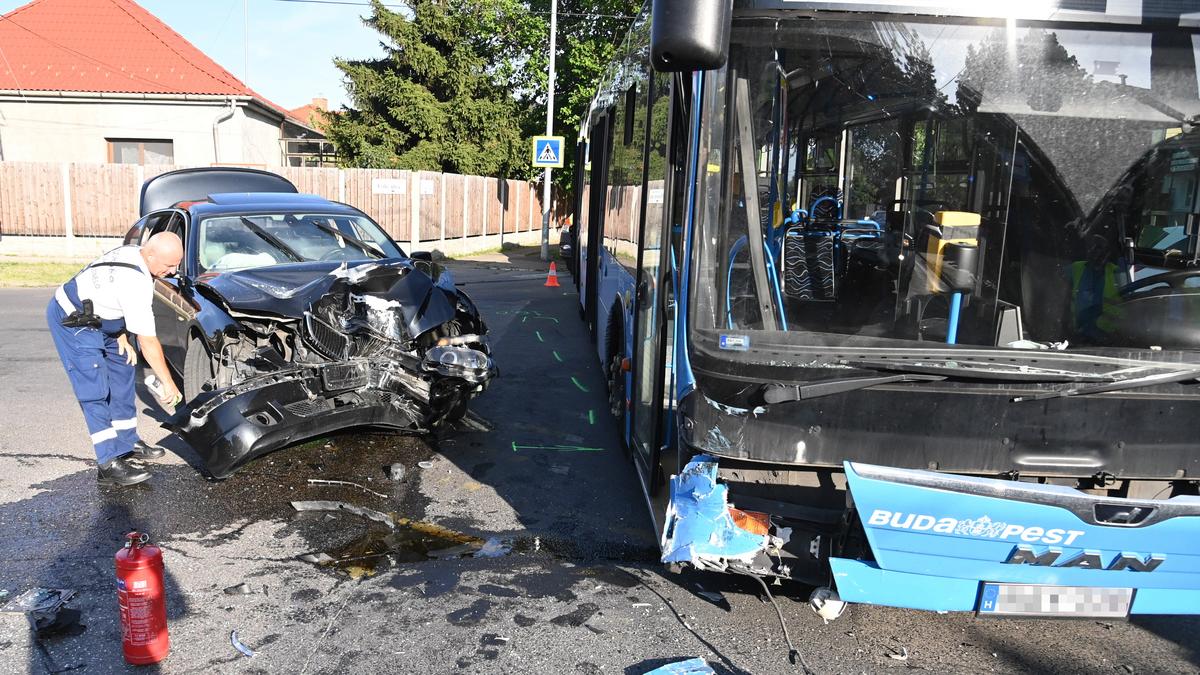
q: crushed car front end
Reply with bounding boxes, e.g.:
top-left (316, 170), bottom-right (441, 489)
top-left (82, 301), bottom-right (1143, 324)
top-left (173, 258), bottom-right (495, 478)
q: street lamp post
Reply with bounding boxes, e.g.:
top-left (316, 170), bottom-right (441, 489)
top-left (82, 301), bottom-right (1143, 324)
top-left (540, 0), bottom-right (558, 261)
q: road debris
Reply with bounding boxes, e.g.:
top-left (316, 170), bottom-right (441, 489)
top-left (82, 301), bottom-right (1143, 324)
top-left (230, 630), bottom-right (255, 658)
top-left (474, 537), bottom-right (511, 558)
top-left (418, 460), bottom-right (435, 469)
top-left (1, 587), bottom-right (83, 637)
top-left (307, 479), bottom-right (389, 499)
top-left (389, 463), bottom-right (406, 481)
top-left (643, 658), bottom-right (716, 674)
top-left (886, 646), bottom-right (909, 662)
top-left (692, 583), bottom-right (726, 605)
top-left (223, 583), bottom-right (267, 596)
top-left (290, 500), bottom-right (395, 529)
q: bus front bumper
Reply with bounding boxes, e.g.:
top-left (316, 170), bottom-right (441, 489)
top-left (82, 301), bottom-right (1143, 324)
top-left (662, 456), bottom-right (1200, 615)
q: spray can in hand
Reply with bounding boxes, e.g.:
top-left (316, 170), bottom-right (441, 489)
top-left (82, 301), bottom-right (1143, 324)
top-left (144, 375), bottom-right (169, 402)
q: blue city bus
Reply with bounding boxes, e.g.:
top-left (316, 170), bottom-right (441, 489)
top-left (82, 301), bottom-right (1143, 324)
top-left (572, 0), bottom-right (1200, 618)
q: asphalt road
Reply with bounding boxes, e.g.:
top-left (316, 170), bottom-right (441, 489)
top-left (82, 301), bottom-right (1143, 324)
top-left (0, 252), bottom-right (1198, 675)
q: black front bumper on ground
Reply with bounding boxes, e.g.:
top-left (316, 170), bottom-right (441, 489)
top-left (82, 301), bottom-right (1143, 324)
top-left (171, 361), bottom-right (455, 478)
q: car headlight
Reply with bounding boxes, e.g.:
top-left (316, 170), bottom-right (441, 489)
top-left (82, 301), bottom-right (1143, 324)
top-left (423, 345), bottom-right (493, 383)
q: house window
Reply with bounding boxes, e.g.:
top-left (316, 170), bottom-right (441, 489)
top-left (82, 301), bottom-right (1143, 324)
top-left (108, 139), bottom-right (174, 165)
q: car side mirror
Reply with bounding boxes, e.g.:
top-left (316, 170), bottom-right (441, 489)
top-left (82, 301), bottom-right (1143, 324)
top-left (410, 251), bottom-right (433, 262)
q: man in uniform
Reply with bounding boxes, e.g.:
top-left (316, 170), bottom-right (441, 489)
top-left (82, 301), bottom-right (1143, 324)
top-left (46, 232), bottom-right (185, 486)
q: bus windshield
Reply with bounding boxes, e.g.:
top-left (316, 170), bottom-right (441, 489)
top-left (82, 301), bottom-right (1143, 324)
top-left (693, 15), bottom-right (1200, 355)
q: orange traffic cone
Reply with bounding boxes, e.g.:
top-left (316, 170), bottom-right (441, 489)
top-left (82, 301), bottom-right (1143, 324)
top-left (544, 262), bottom-right (561, 287)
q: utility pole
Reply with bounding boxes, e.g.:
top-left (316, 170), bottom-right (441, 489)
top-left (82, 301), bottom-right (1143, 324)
top-left (540, 0), bottom-right (558, 261)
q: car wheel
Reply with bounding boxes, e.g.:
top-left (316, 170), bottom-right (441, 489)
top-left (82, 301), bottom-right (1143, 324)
top-left (182, 335), bottom-right (216, 402)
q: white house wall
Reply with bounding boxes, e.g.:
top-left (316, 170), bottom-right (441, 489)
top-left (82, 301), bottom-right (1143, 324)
top-left (0, 98), bottom-right (284, 166)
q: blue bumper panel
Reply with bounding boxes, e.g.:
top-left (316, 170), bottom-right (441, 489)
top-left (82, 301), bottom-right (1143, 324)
top-left (661, 454), bottom-right (767, 564)
top-left (830, 557), bottom-right (981, 611)
top-left (838, 462), bottom-right (1200, 613)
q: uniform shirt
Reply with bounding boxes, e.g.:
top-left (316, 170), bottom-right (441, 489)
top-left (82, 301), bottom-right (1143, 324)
top-left (57, 245), bottom-right (156, 336)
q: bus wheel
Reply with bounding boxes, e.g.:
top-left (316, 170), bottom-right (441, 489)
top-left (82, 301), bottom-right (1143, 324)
top-left (607, 354), bottom-right (624, 418)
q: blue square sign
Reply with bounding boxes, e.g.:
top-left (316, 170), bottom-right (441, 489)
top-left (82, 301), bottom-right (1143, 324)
top-left (532, 136), bottom-right (565, 168)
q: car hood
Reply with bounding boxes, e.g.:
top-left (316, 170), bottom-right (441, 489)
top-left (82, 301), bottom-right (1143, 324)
top-left (197, 259), bottom-right (458, 339)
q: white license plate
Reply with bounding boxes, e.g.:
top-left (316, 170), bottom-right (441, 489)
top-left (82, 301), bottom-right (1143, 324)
top-left (977, 583), bottom-right (1132, 617)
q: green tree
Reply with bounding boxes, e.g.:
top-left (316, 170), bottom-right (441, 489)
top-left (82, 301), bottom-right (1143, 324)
top-left (530, 0), bottom-right (642, 195)
top-left (325, 0), bottom-right (540, 176)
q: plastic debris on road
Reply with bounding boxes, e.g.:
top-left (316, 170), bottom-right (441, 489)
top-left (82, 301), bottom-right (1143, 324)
top-left (230, 630), bottom-right (255, 658)
top-left (643, 658), bottom-right (716, 675)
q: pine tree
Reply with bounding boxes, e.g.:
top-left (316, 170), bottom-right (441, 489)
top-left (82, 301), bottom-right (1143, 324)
top-left (325, 0), bottom-right (535, 176)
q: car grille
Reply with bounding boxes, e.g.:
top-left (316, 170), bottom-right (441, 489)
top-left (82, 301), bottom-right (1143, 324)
top-left (284, 398), bottom-right (333, 418)
top-left (305, 313), bottom-right (350, 359)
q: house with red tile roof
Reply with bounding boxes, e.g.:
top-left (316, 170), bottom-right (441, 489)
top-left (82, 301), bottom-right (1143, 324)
top-left (0, 0), bottom-right (326, 167)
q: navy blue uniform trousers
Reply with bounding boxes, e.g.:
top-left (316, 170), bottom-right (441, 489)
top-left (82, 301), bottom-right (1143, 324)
top-left (46, 280), bottom-right (139, 465)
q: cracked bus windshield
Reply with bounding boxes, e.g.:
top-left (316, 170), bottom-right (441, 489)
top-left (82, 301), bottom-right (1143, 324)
top-left (694, 17), bottom-right (1200, 355)
top-left (198, 212), bottom-right (403, 272)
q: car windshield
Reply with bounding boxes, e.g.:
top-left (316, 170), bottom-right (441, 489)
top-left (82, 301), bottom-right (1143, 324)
top-left (693, 15), bottom-right (1200, 355)
top-left (197, 212), bottom-right (404, 272)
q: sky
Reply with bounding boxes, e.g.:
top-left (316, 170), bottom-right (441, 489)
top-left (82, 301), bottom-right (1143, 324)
top-left (0, 0), bottom-right (395, 111)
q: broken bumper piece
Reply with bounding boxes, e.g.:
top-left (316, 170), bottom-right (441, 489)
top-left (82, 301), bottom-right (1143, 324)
top-left (661, 455), bottom-right (769, 570)
top-left (172, 360), bottom-right (469, 479)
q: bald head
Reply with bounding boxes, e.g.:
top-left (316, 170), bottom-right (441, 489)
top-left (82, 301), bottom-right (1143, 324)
top-left (142, 232), bottom-right (183, 278)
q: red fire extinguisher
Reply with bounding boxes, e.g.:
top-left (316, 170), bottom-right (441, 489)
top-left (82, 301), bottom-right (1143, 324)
top-left (115, 531), bottom-right (170, 665)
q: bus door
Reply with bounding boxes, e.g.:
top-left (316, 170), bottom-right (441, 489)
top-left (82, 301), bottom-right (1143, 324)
top-left (585, 114), bottom-right (613, 342)
top-left (630, 73), bottom-right (688, 493)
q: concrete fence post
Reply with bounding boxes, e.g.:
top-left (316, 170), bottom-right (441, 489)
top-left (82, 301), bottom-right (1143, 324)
top-left (409, 171), bottom-right (420, 251)
top-left (61, 162), bottom-right (74, 240)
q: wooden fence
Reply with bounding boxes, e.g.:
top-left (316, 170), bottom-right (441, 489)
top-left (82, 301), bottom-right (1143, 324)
top-left (0, 162), bottom-right (554, 244)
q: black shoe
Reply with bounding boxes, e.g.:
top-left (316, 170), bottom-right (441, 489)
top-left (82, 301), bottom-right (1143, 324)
top-left (97, 457), bottom-right (151, 487)
top-left (131, 441), bottom-right (165, 460)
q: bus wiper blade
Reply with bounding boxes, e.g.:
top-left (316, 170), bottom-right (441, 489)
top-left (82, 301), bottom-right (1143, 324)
top-left (844, 359), bottom-right (1113, 383)
top-left (763, 373), bottom-right (946, 403)
top-left (1013, 367), bottom-right (1200, 402)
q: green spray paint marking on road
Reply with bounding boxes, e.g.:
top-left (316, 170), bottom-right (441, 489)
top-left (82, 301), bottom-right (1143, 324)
top-left (553, 351), bottom-right (563, 362)
top-left (511, 442), bottom-right (603, 453)
top-left (571, 376), bottom-right (589, 392)
top-left (588, 409), bottom-right (595, 425)
top-left (535, 331), bottom-right (544, 343)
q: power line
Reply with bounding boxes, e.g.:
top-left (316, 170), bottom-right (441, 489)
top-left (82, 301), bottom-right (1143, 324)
top-left (262, 0), bottom-right (634, 18)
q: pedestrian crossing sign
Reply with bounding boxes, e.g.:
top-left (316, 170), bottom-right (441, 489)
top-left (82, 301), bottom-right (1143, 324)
top-left (532, 136), bottom-right (565, 168)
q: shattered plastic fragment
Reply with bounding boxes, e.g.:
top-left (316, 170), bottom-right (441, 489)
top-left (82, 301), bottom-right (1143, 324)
top-left (474, 537), bottom-right (511, 558)
top-left (306, 479), bottom-right (389, 499)
top-left (643, 658), bottom-right (716, 675)
top-left (389, 463), bottom-right (406, 481)
top-left (660, 455), bottom-right (768, 564)
top-left (417, 461), bottom-right (435, 469)
top-left (230, 630), bottom-right (255, 658)
top-left (290, 500), bottom-right (395, 528)
top-left (887, 647), bottom-right (909, 662)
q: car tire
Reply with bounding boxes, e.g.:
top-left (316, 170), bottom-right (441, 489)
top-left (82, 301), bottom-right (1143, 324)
top-left (182, 335), bottom-right (215, 402)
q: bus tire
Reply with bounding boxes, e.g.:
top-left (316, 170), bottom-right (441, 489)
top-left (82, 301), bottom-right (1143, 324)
top-left (605, 306), bottom-right (629, 455)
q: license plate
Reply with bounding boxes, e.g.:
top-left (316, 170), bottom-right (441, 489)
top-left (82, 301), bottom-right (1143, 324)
top-left (977, 583), bottom-right (1132, 617)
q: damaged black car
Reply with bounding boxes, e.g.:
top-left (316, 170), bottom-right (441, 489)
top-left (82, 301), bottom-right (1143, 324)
top-left (124, 168), bottom-right (495, 478)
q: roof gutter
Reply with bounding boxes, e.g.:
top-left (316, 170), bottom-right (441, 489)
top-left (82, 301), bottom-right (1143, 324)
top-left (213, 98), bottom-right (236, 164)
